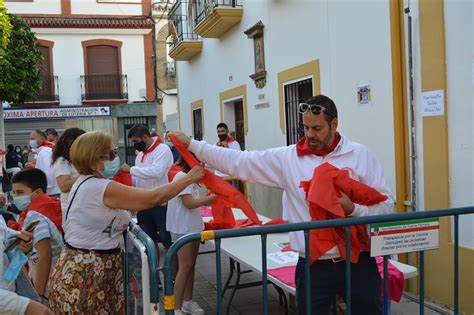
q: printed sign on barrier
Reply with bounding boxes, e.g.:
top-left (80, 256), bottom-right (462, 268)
top-left (370, 218), bottom-right (440, 257)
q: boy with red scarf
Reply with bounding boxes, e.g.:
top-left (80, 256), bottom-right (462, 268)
top-left (170, 95), bottom-right (394, 315)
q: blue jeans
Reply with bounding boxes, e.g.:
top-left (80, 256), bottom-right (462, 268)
top-left (137, 205), bottom-right (172, 247)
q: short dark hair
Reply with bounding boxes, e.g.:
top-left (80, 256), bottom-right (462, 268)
top-left (7, 144), bottom-right (14, 151)
top-left (12, 168), bottom-right (47, 193)
top-left (216, 123), bottom-right (228, 130)
top-left (33, 129), bottom-right (47, 139)
top-left (303, 94), bottom-right (338, 124)
top-left (128, 124), bottom-right (150, 138)
top-left (45, 128), bottom-right (59, 137)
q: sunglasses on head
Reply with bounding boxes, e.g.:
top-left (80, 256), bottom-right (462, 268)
top-left (298, 103), bottom-right (326, 116)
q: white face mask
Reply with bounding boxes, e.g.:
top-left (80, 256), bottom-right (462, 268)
top-left (13, 194), bottom-right (32, 212)
top-left (102, 156), bottom-right (121, 179)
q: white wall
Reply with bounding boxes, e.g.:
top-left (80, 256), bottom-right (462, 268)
top-left (177, 0), bottom-right (397, 193)
top-left (4, 0), bottom-right (61, 14)
top-left (71, 0), bottom-right (142, 16)
top-left (162, 94), bottom-right (178, 124)
top-left (33, 31), bottom-right (147, 105)
top-left (444, 0), bottom-right (473, 248)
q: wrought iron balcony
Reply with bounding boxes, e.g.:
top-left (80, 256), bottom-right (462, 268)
top-left (80, 74), bottom-right (128, 101)
top-left (193, 0), bottom-right (243, 38)
top-left (169, 0), bottom-right (203, 61)
top-left (37, 75), bottom-right (59, 102)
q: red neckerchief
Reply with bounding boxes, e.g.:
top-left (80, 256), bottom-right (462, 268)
top-left (39, 140), bottom-right (54, 149)
top-left (8, 194), bottom-right (62, 233)
top-left (296, 132), bottom-right (341, 157)
top-left (300, 162), bottom-right (388, 264)
top-left (140, 137), bottom-right (162, 163)
top-left (168, 134), bottom-right (261, 225)
top-left (167, 164), bottom-right (184, 182)
top-left (227, 135), bottom-right (235, 143)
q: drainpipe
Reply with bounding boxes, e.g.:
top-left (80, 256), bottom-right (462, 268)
top-left (404, 3), bottom-right (418, 295)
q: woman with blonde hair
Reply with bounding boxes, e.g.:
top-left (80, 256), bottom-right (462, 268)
top-left (48, 131), bottom-right (204, 314)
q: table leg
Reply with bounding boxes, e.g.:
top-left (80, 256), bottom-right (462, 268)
top-left (222, 257), bottom-right (235, 298)
top-left (226, 262), bottom-right (242, 315)
top-left (272, 283), bottom-right (289, 315)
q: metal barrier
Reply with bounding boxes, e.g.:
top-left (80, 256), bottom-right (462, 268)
top-left (163, 206), bottom-right (474, 315)
top-left (124, 221), bottom-right (160, 315)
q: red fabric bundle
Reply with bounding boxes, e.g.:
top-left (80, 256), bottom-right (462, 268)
top-left (113, 172), bottom-right (133, 186)
top-left (168, 134), bottom-right (261, 226)
top-left (167, 164), bottom-right (184, 182)
top-left (300, 162), bottom-right (387, 264)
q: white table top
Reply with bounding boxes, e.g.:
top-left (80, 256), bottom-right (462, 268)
top-left (203, 209), bottom-right (419, 295)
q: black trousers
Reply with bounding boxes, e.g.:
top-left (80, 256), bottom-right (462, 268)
top-left (295, 252), bottom-right (382, 315)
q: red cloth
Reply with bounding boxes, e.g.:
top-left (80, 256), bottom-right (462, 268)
top-left (376, 257), bottom-right (404, 302)
top-left (300, 162), bottom-right (388, 264)
top-left (167, 164), bottom-right (184, 182)
top-left (268, 266), bottom-right (296, 288)
top-left (39, 141), bottom-right (55, 149)
top-left (226, 135), bottom-right (236, 143)
top-left (8, 194), bottom-right (62, 233)
top-left (296, 132), bottom-right (341, 157)
top-left (140, 137), bottom-right (162, 163)
top-left (112, 172), bottom-right (132, 186)
top-left (168, 134), bottom-right (261, 226)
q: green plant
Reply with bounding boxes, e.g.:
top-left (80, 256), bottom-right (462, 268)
top-left (0, 14), bottom-right (43, 103)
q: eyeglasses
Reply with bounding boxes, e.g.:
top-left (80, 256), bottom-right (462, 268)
top-left (101, 148), bottom-right (117, 161)
top-left (298, 103), bottom-right (327, 116)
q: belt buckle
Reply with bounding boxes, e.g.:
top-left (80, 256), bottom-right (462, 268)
top-left (331, 257), bottom-right (342, 263)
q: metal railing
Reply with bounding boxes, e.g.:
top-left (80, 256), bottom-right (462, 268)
top-left (163, 206), bottom-right (474, 315)
top-left (193, 0), bottom-right (241, 26)
top-left (37, 75), bottom-right (59, 102)
top-left (123, 221), bottom-right (160, 313)
top-left (80, 74), bottom-right (128, 101)
top-left (169, 0), bottom-right (200, 49)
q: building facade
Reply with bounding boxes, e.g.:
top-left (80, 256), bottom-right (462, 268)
top-left (170, 0), bottom-right (473, 312)
top-left (3, 0), bottom-right (158, 165)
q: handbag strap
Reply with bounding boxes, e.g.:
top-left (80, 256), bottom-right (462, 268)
top-left (65, 176), bottom-right (95, 221)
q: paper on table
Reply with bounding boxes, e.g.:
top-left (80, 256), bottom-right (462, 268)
top-left (267, 251), bottom-right (299, 264)
top-left (273, 241), bottom-right (290, 250)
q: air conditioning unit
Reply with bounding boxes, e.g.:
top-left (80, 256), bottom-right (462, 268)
top-left (165, 61), bottom-right (176, 77)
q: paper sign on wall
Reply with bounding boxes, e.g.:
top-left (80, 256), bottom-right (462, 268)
top-left (357, 84), bottom-right (371, 105)
top-left (370, 218), bottom-right (439, 257)
top-left (421, 90), bottom-right (444, 116)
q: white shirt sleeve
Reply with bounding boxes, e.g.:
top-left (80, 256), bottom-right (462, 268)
top-left (53, 157), bottom-right (72, 178)
top-left (228, 141), bottom-right (241, 151)
top-left (349, 147), bottom-right (395, 217)
top-left (174, 172), bottom-right (193, 197)
top-left (0, 289), bottom-right (30, 315)
top-left (189, 139), bottom-right (286, 189)
top-left (130, 145), bottom-right (173, 181)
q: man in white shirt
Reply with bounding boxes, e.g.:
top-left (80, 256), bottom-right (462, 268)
top-left (170, 95), bottom-right (394, 315)
top-left (27, 130), bottom-right (59, 197)
top-left (120, 125), bottom-right (173, 249)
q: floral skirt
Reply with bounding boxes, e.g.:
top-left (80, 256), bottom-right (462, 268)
top-left (47, 247), bottom-right (124, 314)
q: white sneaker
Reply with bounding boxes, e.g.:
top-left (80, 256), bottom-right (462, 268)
top-left (174, 310), bottom-right (185, 315)
top-left (181, 300), bottom-right (205, 315)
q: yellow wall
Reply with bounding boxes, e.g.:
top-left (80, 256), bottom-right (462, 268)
top-left (419, 0), bottom-right (474, 313)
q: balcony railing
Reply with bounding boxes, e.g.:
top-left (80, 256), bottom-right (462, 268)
top-left (193, 0), bottom-right (241, 26)
top-left (169, 1), bottom-right (200, 48)
top-left (37, 75), bottom-right (59, 102)
top-left (80, 74), bottom-right (128, 101)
